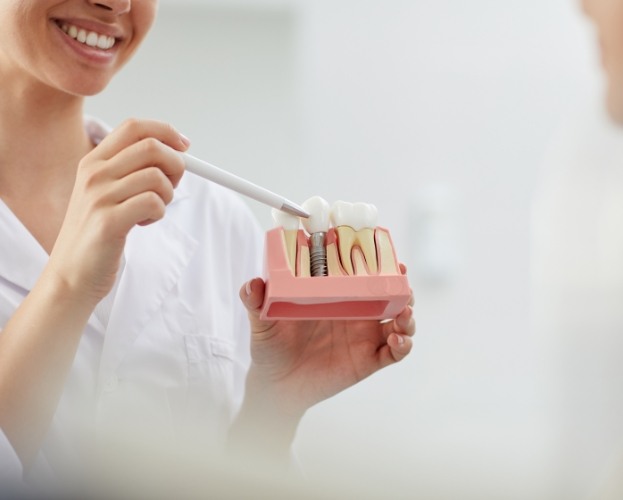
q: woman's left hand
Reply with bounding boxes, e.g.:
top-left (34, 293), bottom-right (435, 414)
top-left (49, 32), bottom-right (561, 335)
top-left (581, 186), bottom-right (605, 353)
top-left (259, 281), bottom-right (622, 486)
top-left (236, 266), bottom-right (415, 429)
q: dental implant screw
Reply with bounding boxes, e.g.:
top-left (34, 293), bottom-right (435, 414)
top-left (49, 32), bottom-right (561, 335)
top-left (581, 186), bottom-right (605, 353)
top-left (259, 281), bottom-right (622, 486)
top-left (309, 232), bottom-right (328, 277)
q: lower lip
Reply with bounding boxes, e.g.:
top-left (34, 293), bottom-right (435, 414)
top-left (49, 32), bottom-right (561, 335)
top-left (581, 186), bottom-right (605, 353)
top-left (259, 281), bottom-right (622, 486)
top-left (52, 21), bottom-right (118, 65)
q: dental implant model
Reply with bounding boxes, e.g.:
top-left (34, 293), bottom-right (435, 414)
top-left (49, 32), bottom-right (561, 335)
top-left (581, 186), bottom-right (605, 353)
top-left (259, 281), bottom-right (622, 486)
top-left (302, 196), bottom-right (331, 277)
top-left (261, 196), bottom-right (411, 320)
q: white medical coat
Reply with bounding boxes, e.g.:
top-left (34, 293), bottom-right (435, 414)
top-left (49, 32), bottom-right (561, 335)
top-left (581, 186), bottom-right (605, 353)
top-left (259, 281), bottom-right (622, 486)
top-left (0, 120), bottom-right (264, 487)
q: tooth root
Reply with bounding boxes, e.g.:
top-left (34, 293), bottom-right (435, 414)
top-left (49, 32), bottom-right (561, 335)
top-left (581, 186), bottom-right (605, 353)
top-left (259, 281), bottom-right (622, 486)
top-left (282, 230), bottom-right (298, 275)
top-left (326, 242), bottom-right (344, 276)
top-left (355, 228), bottom-right (378, 274)
top-left (326, 231), bottom-right (346, 276)
top-left (336, 226), bottom-right (356, 276)
top-left (296, 231), bottom-right (311, 278)
top-left (376, 229), bottom-right (400, 275)
top-left (352, 248), bottom-right (369, 276)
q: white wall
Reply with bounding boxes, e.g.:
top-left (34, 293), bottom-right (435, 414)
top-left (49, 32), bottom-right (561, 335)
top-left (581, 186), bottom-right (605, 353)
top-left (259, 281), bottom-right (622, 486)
top-left (87, 1), bottom-right (599, 497)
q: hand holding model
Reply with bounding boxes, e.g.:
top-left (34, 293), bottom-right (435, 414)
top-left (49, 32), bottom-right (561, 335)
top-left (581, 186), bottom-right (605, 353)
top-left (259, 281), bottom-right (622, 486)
top-left (230, 196), bottom-right (415, 462)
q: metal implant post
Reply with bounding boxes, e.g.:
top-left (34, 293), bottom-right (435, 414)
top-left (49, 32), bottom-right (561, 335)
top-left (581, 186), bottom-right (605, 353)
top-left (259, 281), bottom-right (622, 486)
top-left (309, 232), bottom-right (328, 277)
top-left (301, 196), bottom-right (331, 278)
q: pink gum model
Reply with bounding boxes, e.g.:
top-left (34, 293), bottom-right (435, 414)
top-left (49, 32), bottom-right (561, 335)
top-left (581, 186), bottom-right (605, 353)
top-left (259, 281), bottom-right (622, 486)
top-left (259, 227), bottom-right (411, 320)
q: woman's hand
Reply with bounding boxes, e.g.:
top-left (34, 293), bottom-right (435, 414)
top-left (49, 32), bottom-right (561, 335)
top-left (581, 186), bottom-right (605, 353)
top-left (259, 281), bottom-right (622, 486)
top-left (47, 119), bottom-right (189, 304)
top-left (230, 266), bottom-right (415, 462)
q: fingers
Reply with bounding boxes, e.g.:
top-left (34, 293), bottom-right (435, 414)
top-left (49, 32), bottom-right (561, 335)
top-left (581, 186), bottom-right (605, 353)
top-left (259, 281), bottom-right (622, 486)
top-left (382, 304), bottom-right (415, 339)
top-left (114, 191), bottom-right (168, 231)
top-left (92, 118), bottom-right (190, 160)
top-left (239, 278), bottom-right (278, 334)
top-left (379, 303), bottom-right (415, 366)
top-left (102, 136), bottom-right (186, 188)
top-left (239, 278), bottom-right (265, 313)
top-left (387, 333), bottom-right (413, 363)
top-left (398, 263), bottom-right (415, 307)
top-left (73, 119), bottom-right (189, 231)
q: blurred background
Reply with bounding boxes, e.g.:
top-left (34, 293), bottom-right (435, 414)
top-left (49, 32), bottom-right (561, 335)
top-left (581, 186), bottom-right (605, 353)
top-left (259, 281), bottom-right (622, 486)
top-left (86, 0), bottom-right (623, 498)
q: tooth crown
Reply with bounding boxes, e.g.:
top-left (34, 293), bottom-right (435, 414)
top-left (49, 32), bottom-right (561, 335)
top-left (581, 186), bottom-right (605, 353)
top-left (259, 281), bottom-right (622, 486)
top-left (302, 196), bottom-right (331, 235)
top-left (331, 201), bottom-right (378, 231)
top-left (271, 197), bottom-right (397, 278)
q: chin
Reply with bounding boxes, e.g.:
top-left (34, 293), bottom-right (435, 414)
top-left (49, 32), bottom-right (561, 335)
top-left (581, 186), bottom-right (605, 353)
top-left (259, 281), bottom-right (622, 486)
top-left (64, 80), bottom-right (110, 98)
top-left (50, 70), bottom-right (114, 98)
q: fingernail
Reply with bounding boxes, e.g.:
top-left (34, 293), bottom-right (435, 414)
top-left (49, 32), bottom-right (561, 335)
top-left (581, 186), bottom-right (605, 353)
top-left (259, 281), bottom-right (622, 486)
top-left (245, 281), bottom-right (252, 297)
top-left (179, 133), bottom-right (191, 148)
top-left (395, 334), bottom-right (405, 346)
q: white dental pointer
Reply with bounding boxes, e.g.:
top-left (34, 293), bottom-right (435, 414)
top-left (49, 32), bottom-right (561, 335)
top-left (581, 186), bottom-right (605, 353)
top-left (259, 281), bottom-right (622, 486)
top-left (183, 153), bottom-right (309, 219)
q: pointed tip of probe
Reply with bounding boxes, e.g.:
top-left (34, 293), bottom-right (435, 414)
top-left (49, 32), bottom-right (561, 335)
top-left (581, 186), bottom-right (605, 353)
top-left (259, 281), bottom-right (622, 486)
top-left (281, 200), bottom-right (310, 219)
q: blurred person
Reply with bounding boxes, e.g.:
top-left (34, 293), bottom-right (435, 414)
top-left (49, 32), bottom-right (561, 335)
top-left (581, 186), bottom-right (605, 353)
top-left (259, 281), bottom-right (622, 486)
top-left (533, 0), bottom-right (623, 498)
top-left (0, 0), bottom-right (415, 496)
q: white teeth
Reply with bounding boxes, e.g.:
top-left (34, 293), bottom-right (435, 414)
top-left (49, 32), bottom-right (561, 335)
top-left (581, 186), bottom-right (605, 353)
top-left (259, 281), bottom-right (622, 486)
top-left (330, 200), bottom-right (354, 228)
top-left (60, 22), bottom-right (116, 50)
top-left (331, 201), bottom-right (379, 275)
top-left (86, 32), bottom-right (98, 47)
top-left (331, 201), bottom-right (378, 230)
top-left (97, 34), bottom-right (112, 50)
top-left (301, 196), bottom-right (331, 235)
top-left (271, 208), bottom-right (300, 231)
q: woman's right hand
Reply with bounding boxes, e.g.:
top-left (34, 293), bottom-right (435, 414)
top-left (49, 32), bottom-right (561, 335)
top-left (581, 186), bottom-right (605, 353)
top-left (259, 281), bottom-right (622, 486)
top-left (46, 119), bottom-right (190, 305)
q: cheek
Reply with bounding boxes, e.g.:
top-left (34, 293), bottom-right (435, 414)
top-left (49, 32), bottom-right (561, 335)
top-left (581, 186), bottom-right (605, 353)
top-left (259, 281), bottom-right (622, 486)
top-left (133, 2), bottom-right (158, 42)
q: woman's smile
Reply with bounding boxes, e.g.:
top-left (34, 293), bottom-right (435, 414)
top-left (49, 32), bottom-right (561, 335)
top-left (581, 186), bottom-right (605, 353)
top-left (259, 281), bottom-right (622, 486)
top-left (59, 21), bottom-right (116, 50)
top-left (51, 16), bottom-right (123, 65)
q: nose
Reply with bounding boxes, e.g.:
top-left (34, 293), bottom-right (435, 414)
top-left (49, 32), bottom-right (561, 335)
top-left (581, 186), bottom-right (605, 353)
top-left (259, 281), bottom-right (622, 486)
top-left (88, 0), bottom-right (131, 15)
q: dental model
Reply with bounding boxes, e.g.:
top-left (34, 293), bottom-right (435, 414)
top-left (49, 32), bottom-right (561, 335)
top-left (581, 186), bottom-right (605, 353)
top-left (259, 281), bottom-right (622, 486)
top-left (271, 208), bottom-right (300, 275)
top-left (301, 196), bottom-right (331, 277)
top-left (262, 196), bottom-right (411, 320)
top-left (331, 201), bottom-right (379, 276)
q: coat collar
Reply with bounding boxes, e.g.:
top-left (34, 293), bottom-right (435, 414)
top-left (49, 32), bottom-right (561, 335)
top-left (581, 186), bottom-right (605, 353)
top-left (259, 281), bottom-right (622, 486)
top-left (0, 199), bottom-right (49, 293)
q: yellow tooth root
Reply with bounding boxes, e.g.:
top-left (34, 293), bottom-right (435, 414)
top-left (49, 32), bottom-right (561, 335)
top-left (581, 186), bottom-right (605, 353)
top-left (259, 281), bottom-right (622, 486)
top-left (356, 228), bottom-right (378, 274)
top-left (336, 226), bottom-right (356, 276)
top-left (283, 230), bottom-right (298, 275)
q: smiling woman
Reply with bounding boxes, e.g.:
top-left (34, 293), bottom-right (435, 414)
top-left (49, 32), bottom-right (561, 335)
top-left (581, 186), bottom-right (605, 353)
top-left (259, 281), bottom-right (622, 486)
top-left (0, 0), bottom-right (156, 96)
top-left (0, 0), bottom-right (414, 496)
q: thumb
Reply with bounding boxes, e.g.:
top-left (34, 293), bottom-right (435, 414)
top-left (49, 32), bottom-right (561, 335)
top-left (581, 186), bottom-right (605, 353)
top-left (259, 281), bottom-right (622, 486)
top-left (239, 278), bottom-right (277, 333)
top-left (239, 277), bottom-right (265, 313)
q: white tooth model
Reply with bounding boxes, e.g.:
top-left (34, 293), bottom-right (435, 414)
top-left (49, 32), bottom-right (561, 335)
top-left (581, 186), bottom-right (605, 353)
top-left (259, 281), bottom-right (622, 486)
top-left (302, 196), bottom-right (331, 277)
top-left (261, 196), bottom-right (410, 320)
top-left (301, 196), bottom-right (331, 235)
top-left (271, 208), bottom-right (300, 274)
top-left (331, 201), bottom-right (379, 275)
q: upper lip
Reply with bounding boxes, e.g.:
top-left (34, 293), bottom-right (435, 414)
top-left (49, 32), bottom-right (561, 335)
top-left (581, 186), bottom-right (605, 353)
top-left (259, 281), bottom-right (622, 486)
top-left (53, 17), bottom-right (125, 40)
